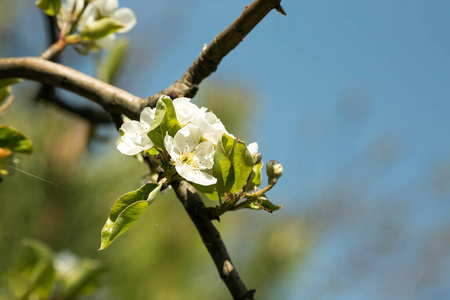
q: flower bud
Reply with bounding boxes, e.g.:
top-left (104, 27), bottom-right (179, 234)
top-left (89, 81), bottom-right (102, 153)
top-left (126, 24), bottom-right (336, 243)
top-left (254, 153), bottom-right (262, 165)
top-left (266, 160), bottom-right (283, 183)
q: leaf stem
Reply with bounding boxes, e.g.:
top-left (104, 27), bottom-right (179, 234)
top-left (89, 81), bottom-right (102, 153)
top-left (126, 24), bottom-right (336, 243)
top-left (244, 182), bottom-right (275, 198)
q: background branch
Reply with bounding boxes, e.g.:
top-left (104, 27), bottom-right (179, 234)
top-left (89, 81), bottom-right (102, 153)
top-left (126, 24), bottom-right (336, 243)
top-left (36, 14), bottom-right (113, 125)
top-left (0, 57), bottom-right (143, 120)
top-left (35, 84), bottom-right (112, 124)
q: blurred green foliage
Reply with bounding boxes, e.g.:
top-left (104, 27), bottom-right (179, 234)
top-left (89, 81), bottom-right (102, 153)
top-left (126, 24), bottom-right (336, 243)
top-left (3, 239), bottom-right (104, 300)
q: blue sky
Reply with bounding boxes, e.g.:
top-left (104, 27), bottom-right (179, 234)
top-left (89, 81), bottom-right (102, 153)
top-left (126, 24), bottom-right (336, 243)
top-left (4, 1), bottom-right (450, 299)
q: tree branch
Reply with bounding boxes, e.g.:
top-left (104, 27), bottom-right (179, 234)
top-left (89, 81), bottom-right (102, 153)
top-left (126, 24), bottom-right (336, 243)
top-left (142, 0), bottom-right (284, 104)
top-left (35, 84), bottom-right (112, 124)
top-left (171, 180), bottom-right (255, 300)
top-left (0, 57), bottom-right (144, 120)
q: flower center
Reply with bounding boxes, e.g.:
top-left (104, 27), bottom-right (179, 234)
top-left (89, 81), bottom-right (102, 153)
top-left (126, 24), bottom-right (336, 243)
top-left (178, 150), bottom-right (200, 171)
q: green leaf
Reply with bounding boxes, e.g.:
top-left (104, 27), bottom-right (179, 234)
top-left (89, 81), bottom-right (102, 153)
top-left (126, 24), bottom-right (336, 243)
top-left (99, 183), bottom-right (161, 250)
top-left (193, 182), bottom-right (219, 200)
top-left (213, 134), bottom-right (255, 194)
top-left (147, 147), bottom-right (159, 156)
top-left (148, 97), bottom-right (182, 150)
top-left (80, 18), bottom-right (124, 40)
top-left (35, 0), bottom-right (61, 16)
top-left (229, 139), bottom-right (255, 193)
top-left (0, 78), bottom-right (22, 89)
top-left (248, 161), bottom-right (263, 190)
top-left (0, 125), bottom-right (33, 154)
top-left (0, 86), bottom-right (11, 105)
top-left (0, 79), bottom-right (21, 107)
top-left (213, 135), bottom-right (234, 194)
top-left (97, 38), bottom-right (129, 84)
top-left (247, 196), bottom-right (282, 213)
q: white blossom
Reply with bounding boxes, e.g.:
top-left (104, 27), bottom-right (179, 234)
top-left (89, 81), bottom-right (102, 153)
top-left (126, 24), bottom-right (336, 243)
top-left (59, 0), bottom-right (137, 50)
top-left (164, 123), bottom-right (216, 186)
top-left (191, 110), bottom-right (230, 145)
top-left (247, 142), bottom-right (259, 156)
top-left (162, 95), bottom-right (229, 144)
top-left (117, 107), bottom-right (155, 155)
top-left (88, 0), bottom-right (136, 49)
top-left (58, 0), bottom-right (86, 27)
top-left (92, 0), bottom-right (137, 33)
top-left (172, 96), bottom-right (206, 126)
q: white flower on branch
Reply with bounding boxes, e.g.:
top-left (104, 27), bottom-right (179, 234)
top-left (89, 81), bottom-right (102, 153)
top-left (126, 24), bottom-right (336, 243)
top-left (59, 0), bottom-right (137, 50)
top-left (164, 123), bottom-right (216, 186)
top-left (166, 95), bottom-right (230, 145)
top-left (191, 109), bottom-right (230, 145)
top-left (172, 97), bottom-right (206, 126)
top-left (58, 0), bottom-right (86, 26)
top-left (88, 0), bottom-right (137, 49)
top-left (93, 0), bottom-right (137, 33)
top-left (247, 142), bottom-right (259, 156)
top-left (117, 107), bottom-right (155, 155)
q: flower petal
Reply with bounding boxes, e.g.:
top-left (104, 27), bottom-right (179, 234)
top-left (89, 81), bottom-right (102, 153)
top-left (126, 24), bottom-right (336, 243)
top-left (94, 34), bottom-right (116, 50)
top-left (164, 133), bottom-right (179, 160)
top-left (76, 4), bottom-right (95, 31)
top-left (140, 107), bottom-right (156, 126)
top-left (95, 0), bottom-right (119, 17)
top-left (192, 110), bottom-right (228, 144)
top-left (111, 7), bottom-right (137, 33)
top-left (173, 97), bottom-right (204, 126)
top-left (175, 163), bottom-right (217, 186)
top-left (195, 141), bottom-right (215, 169)
top-left (173, 124), bottom-right (201, 152)
top-left (119, 120), bottom-right (153, 153)
top-left (117, 141), bottom-right (144, 155)
top-left (247, 142), bottom-right (259, 156)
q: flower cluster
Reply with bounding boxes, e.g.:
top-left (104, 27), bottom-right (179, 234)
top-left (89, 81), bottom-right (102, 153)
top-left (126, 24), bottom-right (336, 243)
top-left (58, 0), bottom-right (136, 50)
top-left (117, 96), bottom-right (256, 186)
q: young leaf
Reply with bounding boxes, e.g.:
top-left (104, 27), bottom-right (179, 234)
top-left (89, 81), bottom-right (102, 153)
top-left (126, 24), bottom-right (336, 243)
top-left (0, 125), bottom-right (33, 154)
top-left (99, 183), bottom-right (161, 250)
top-left (148, 97), bottom-right (182, 150)
top-left (213, 135), bottom-right (234, 194)
top-left (80, 18), bottom-right (124, 40)
top-left (213, 134), bottom-right (255, 194)
top-left (0, 79), bottom-right (21, 107)
top-left (229, 138), bottom-right (255, 193)
top-left (0, 86), bottom-right (11, 105)
top-left (247, 196), bottom-right (282, 213)
top-left (0, 78), bottom-right (22, 89)
top-left (193, 182), bottom-right (219, 200)
top-left (35, 0), bottom-right (61, 16)
top-left (247, 161), bottom-right (263, 190)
